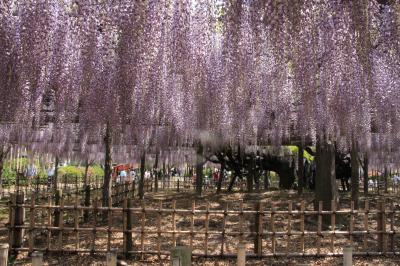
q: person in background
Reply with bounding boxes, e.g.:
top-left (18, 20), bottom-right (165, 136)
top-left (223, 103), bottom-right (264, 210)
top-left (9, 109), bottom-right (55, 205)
top-left (47, 166), bottom-right (55, 190)
top-left (213, 169), bottom-right (219, 185)
top-left (144, 170), bottom-right (151, 180)
top-left (119, 169), bottom-right (127, 183)
top-left (130, 169), bottom-right (137, 182)
top-left (26, 164), bottom-right (37, 180)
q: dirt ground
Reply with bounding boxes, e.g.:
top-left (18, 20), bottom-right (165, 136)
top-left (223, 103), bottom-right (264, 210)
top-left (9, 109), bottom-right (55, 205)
top-left (9, 252), bottom-right (400, 265)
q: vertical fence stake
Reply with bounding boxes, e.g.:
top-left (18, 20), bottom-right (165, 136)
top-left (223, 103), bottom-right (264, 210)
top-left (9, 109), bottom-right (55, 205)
top-left (363, 200), bottom-right (369, 251)
top-left (123, 198), bottom-right (133, 259)
top-left (11, 192), bottom-right (25, 251)
top-left (253, 202), bottom-right (263, 256)
top-left (377, 200), bottom-right (387, 252)
top-left (300, 201), bottom-right (305, 254)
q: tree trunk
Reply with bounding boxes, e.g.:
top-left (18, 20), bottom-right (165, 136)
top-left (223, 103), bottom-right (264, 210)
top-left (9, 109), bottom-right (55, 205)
top-left (162, 159), bottom-right (166, 179)
top-left (84, 159), bottom-right (90, 187)
top-left (83, 159), bottom-right (91, 222)
top-left (154, 151), bottom-right (159, 192)
top-left (384, 167), bottom-right (388, 193)
top-left (102, 123), bottom-right (112, 208)
top-left (195, 143), bottom-right (204, 195)
top-left (228, 174), bottom-right (238, 192)
top-left (254, 175), bottom-right (260, 192)
top-left (217, 162), bottom-right (225, 194)
top-left (0, 156), bottom-right (4, 198)
top-left (363, 153), bottom-right (369, 195)
top-left (54, 156), bottom-right (59, 190)
top-left (298, 143), bottom-right (304, 195)
top-left (139, 151), bottom-right (146, 199)
top-left (278, 166), bottom-right (295, 189)
top-left (315, 139), bottom-right (338, 213)
top-left (351, 140), bottom-right (359, 209)
top-left (247, 156), bottom-right (254, 192)
top-left (264, 171), bottom-right (269, 190)
top-left (247, 175), bottom-right (254, 193)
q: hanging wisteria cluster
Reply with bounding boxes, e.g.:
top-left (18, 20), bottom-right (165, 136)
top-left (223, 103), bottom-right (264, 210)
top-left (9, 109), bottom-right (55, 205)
top-left (0, 0), bottom-right (399, 163)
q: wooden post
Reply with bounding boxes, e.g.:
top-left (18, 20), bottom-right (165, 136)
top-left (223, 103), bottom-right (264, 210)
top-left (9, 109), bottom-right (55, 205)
top-left (157, 201), bottom-right (162, 259)
top-left (190, 201), bottom-right (195, 248)
top-left (253, 202), bottom-right (263, 256)
top-left (46, 195), bottom-right (52, 251)
top-left (363, 200), bottom-right (369, 250)
top-left (221, 202), bottom-right (228, 256)
top-left (139, 151), bottom-right (145, 200)
top-left (11, 192), bottom-right (25, 250)
top-left (205, 202), bottom-right (210, 256)
top-left (390, 201), bottom-right (395, 251)
top-left (123, 198), bottom-right (133, 259)
top-left (29, 194), bottom-right (35, 253)
top-left (239, 200), bottom-right (244, 243)
top-left (57, 197), bottom-right (64, 249)
top-left (271, 202), bottom-right (276, 255)
top-left (74, 194), bottom-right (80, 250)
top-left (172, 200), bottom-right (177, 247)
top-left (92, 198), bottom-right (98, 253)
top-left (317, 201), bottom-right (322, 255)
top-left (377, 200), bottom-right (387, 252)
top-left (331, 200), bottom-right (336, 252)
top-left (84, 184), bottom-right (91, 223)
top-left (298, 143), bottom-right (304, 195)
top-left (140, 201), bottom-right (145, 260)
top-left (300, 201), bottom-right (305, 253)
top-left (287, 201), bottom-right (292, 254)
top-left (107, 197), bottom-right (112, 251)
top-left (53, 189), bottom-right (62, 230)
top-left (349, 201), bottom-right (354, 246)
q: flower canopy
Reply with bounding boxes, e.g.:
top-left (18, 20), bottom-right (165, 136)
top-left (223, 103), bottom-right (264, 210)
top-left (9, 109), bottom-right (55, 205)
top-left (0, 0), bottom-right (399, 163)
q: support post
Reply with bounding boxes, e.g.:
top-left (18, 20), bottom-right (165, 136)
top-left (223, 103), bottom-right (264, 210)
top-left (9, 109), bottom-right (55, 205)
top-left (53, 189), bottom-right (62, 228)
top-left (298, 143), bottom-right (304, 195)
top-left (123, 199), bottom-right (133, 259)
top-left (253, 202), bottom-right (262, 256)
top-left (377, 201), bottom-right (387, 252)
top-left (139, 151), bottom-right (145, 199)
top-left (11, 192), bottom-right (25, 251)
